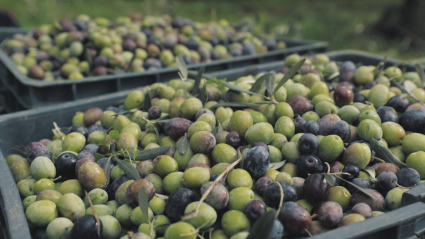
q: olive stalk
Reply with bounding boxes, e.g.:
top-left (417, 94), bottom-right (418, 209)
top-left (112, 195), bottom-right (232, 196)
top-left (181, 146), bottom-right (244, 221)
top-left (275, 182), bottom-right (285, 218)
top-left (84, 190), bottom-right (101, 237)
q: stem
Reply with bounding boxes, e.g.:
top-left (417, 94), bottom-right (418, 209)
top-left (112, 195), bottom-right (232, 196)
top-left (181, 147), bottom-right (244, 221)
top-left (53, 122), bottom-right (66, 140)
top-left (178, 72), bottom-right (186, 82)
top-left (371, 156), bottom-right (385, 163)
top-left (52, 176), bottom-right (62, 182)
top-left (142, 117), bottom-right (154, 124)
top-left (311, 214), bottom-right (318, 219)
top-left (324, 162), bottom-right (330, 174)
top-left (393, 180), bottom-right (416, 189)
top-left (127, 231), bottom-right (134, 239)
top-left (85, 190), bottom-right (101, 237)
top-left (275, 182), bottom-right (284, 218)
top-left (305, 229), bottom-right (313, 237)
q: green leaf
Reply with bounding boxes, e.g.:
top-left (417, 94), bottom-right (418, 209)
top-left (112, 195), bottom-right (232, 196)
top-left (133, 149), bottom-right (140, 160)
top-left (115, 159), bottom-right (141, 180)
top-left (415, 63), bottom-right (425, 87)
top-left (336, 175), bottom-right (376, 199)
top-left (207, 102), bottom-right (258, 109)
top-left (369, 139), bottom-right (406, 168)
top-left (250, 73), bottom-right (270, 93)
top-left (268, 160), bottom-right (286, 170)
top-left (323, 173), bottom-right (336, 187)
top-left (103, 157), bottom-right (112, 187)
top-left (188, 70), bottom-right (213, 80)
top-left (109, 144), bottom-right (116, 154)
top-left (220, 81), bottom-right (265, 98)
top-left (197, 83), bottom-right (208, 105)
top-left (211, 126), bottom-right (218, 135)
top-left (135, 146), bottom-right (172, 161)
top-left (176, 55), bottom-right (188, 80)
top-left (138, 186), bottom-right (150, 223)
top-left (363, 166), bottom-right (376, 179)
top-left (191, 64), bottom-right (206, 95)
top-left (266, 71), bottom-right (276, 97)
top-left (274, 58), bottom-right (306, 93)
top-left (109, 130), bottom-right (120, 140)
top-left (153, 126), bottom-right (162, 146)
top-left (142, 90), bottom-right (152, 112)
top-left (217, 121), bottom-right (223, 132)
top-left (254, 101), bottom-right (276, 104)
top-left (247, 210), bottom-right (276, 239)
top-left (177, 133), bottom-right (188, 155)
top-left (230, 65), bottom-right (258, 81)
top-left (85, 48), bottom-right (92, 68)
top-left (126, 52), bottom-right (137, 72)
top-left (94, 153), bottom-right (105, 161)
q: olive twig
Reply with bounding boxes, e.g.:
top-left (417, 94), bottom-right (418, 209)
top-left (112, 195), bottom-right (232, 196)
top-left (52, 175), bottom-right (62, 182)
top-left (127, 231), bottom-right (134, 239)
top-left (180, 218), bottom-right (213, 237)
top-left (324, 162), bottom-right (330, 174)
top-left (142, 117), bottom-right (154, 124)
top-left (53, 122), bottom-right (66, 140)
top-left (304, 228), bottom-right (313, 237)
top-left (178, 72), bottom-right (186, 82)
top-left (181, 147), bottom-right (244, 221)
top-left (149, 218), bottom-right (155, 238)
top-left (84, 190), bottom-right (101, 237)
top-left (275, 182), bottom-right (285, 218)
top-left (311, 214), bottom-right (318, 219)
top-left (371, 156), bottom-right (385, 163)
top-left (393, 180), bottom-right (416, 189)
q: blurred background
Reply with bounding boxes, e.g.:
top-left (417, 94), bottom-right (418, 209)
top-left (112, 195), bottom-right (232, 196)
top-left (1, 0), bottom-right (424, 60)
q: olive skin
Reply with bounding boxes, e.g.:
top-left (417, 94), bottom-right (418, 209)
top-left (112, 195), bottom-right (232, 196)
top-left (303, 173), bottom-right (331, 203)
top-left (70, 215), bottom-right (103, 239)
top-left (243, 146), bottom-right (270, 179)
top-left (278, 201), bottom-right (312, 236)
top-left (399, 110), bottom-right (425, 134)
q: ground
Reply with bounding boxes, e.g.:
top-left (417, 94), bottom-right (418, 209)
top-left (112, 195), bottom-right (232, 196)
top-left (2, 0), bottom-right (423, 60)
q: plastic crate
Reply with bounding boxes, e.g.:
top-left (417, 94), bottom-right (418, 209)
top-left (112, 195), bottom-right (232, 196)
top-left (1, 86), bottom-right (425, 239)
top-left (0, 27), bottom-right (327, 110)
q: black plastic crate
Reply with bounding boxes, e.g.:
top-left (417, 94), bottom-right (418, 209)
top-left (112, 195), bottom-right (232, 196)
top-left (1, 85), bottom-right (425, 239)
top-left (0, 27), bottom-right (327, 110)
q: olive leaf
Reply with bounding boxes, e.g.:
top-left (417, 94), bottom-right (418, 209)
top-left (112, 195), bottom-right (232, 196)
top-left (188, 70), bottom-right (213, 80)
top-left (138, 186), bottom-right (149, 224)
top-left (177, 133), bottom-right (188, 155)
top-left (94, 153), bottom-right (105, 161)
top-left (207, 102), bottom-right (258, 109)
top-left (126, 53), bottom-right (137, 72)
top-left (266, 71), bottom-right (276, 97)
top-left (336, 175), bottom-right (376, 199)
top-left (109, 144), bottom-right (116, 154)
top-left (217, 121), bottom-right (223, 132)
top-left (142, 90), bottom-right (152, 111)
top-left (211, 126), bottom-right (218, 135)
top-left (219, 81), bottom-right (265, 98)
top-left (133, 149), bottom-right (140, 160)
top-left (103, 156), bottom-right (113, 187)
top-left (109, 130), bottom-right (120, 140)
top-left (155, 193), bottom-right (169, 200)
top-left (230, 65), bottom-right (259, 82)
top-left (323, 173), bottom-right (336, 187)
top-left (246, 210), bottom-right (276, 239)
top-left (369, 139), bottom-right (406, 168)
top-left (255, 101), bottom-right (276, 104)
top-left (268, 160), bottom-right (286, 170)
top-left (134, 146), bottom-right (171, 161)
top-left (250, 73), bottom-right (271, 93)
top-left (115, 159), bottom-right (141, 180)
top-left (197, 83), bottom-right (208, 105)
top-left (415, 63), bottom-right (425, 87)
top-left (152, 126), bottom-right (162, 146)
top-left (176, 55), bottom-right (188, 81)
top-left (363, 166), bottom-right (376, 179)
top-left (191, 64), bottom-right (206, 95)
top-left (274, 58), bottom-right (306, 94)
